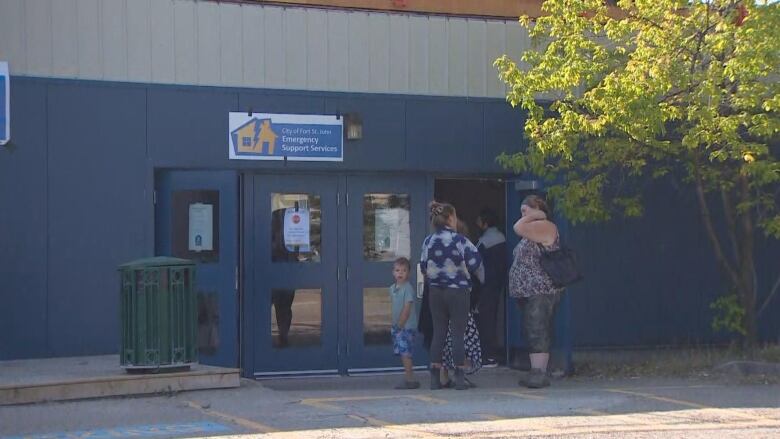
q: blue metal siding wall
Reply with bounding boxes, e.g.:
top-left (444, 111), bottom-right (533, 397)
top-left (406, 99), bottom-right (484, 171)
top-left (1, 78), bottom-right (529, 360)
top-left (1, 76), bottom-right (777, 360)
top-left (567, 179), bottom-right (780, 347)
top-left (148, 86), bottom-right (525, 173)
top-left (0, 81), bottom-right (48, 359)
top-left (45, 83), bottom-right (150, 356)
top-left (756, 232), bottom-right (780, 342)
top-left (148, 87), bottom-right (238, 168)
top-left (324, 96), bottom-right (406, 170)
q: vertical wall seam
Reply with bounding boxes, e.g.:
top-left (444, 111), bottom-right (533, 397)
top-left (195, 0), bottom-right (200, 85)
top-left (444, 17), bottom-right (449, 96)
top-left (346, 11), bottom-right (350, 91)
top-left (48, 0), bottom-right (54, 77)
top-left (172, 0), bottom-right (177, 82)
top-left (406, 14), bottom-right (412, 94)
top-left (124, 0), bottom-right (129, 80)
top-left (98, 0), bottom-right (104, 79)
top-left (384, 13), bottom-right (390, 92)
top-left (280, 6), bottom-right (286, 88)
top-left (240, 3), bottom-right (246, 86)
top-left (147, 0), bottom-right (153, 82)
top-left (464, 18), bottom-right (469, 97)
top-left (74, 0), bottom-right (81, 78)
top-left (302, 8), bottom-right (308, 91)
top-left (44, 83), bottom-right (51, 356)
top-left (366, 13), bottom-right (372, 92)
top-left (482, 20), bottom-right (488, 98)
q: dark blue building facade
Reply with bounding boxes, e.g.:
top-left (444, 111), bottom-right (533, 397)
top-left (1, 77), bottom-right (778, 374)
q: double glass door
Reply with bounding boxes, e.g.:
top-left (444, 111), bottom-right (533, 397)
top-left (248, 174), bottom-right (427, 376)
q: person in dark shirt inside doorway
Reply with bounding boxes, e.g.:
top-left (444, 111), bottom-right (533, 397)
top-left (474, 208), bottom-right (507, 367)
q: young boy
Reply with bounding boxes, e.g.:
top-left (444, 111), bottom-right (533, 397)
top-left (390, 257), bottom-right (420, 389)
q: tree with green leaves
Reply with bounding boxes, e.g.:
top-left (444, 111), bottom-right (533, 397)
top-left (495, 0), bottom-right (779, 348)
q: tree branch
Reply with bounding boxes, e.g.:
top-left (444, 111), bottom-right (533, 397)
top-left (693, 155), bottom-right (741, 288)
top-left (758, 273), bottom-right (780, 316)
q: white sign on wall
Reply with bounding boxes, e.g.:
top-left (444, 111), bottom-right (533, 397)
top-left (188, 203), bottom-right (214, 252)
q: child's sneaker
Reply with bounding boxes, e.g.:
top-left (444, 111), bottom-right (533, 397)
top-left (482, 358), bottom-right (498, 368)
top-left (394, 380), bottom-right (420, 389)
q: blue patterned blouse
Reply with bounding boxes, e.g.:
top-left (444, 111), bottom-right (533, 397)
top-left (420, 227), bottom-right (484, 290)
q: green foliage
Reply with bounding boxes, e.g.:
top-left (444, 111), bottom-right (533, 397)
top-left (495, 0), bottom-right (780, 236)
top-left (710, 293), bottom-right (747, 335)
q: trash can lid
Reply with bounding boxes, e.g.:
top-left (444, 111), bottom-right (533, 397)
top-left (118, 256), bottom-right (194, 269)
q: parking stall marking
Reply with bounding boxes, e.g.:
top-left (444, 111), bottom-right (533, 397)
top-left (605, 388), bottom-right (780, 425)
top-left (298, 395), bottom-right (447, 438)
top-left (182, 400), bottom-right (277, 433)
top-left (493, 390), bottom-right (547, 400)
top-left (477, 414), bottom-right (505, 421)
top-left (606, 388), bottom-right (709, 409)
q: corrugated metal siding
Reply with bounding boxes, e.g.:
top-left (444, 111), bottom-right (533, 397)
top-left (0, 0), bottom-right (532, 98)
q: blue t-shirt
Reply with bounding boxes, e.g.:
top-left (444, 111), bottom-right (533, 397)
top-left (390, 282), bottom-right (418, 330)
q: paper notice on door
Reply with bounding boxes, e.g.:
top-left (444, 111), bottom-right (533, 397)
top-left (188, 203), bottom-right (214, 252)
top-left (374, 207), bottom-right (410, 259)
top-left (283, 207), bottom-right (310, 248)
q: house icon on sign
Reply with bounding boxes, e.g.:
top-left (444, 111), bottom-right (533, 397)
top-left (232, 118), bottom-right (278, 155)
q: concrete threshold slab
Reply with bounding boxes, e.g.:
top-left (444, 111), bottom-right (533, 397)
top-left (0, 355), bottom-right (239, 406)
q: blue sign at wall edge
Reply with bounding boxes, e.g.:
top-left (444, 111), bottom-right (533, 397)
top-left (0, 61), bottom-right (9, 146)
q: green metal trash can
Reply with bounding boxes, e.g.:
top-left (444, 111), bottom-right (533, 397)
top-left (119, 257), bottom-right (198, 371)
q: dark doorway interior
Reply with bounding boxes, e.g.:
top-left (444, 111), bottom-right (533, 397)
top-left (433, 178), bottom-right (508, 364)
top-left (434, 179), bottom-right (506, 243)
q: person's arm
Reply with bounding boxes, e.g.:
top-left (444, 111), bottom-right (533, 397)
top-left (419, 239), bottom-right (429, 277)
top-left (397, 301), bottom-right (413, 328)
top-left (514, 212), bottom-right (557, 246)
top-left (463, 238), bottom-right (485, 284)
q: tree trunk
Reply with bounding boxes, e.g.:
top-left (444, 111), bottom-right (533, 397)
top-left (736, 177), bottom-right (757, 352)
top-left (693, 165), bottom-right (759, 351)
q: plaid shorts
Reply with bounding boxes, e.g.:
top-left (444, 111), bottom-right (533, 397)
top-left (391, 326), bottom-right (416, 357)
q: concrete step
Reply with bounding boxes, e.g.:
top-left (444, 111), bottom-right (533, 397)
top-left (0, 355), bottom-right (240, 406)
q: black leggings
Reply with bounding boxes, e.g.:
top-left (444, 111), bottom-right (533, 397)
top-left (429, 286), bottom-right (470, 367)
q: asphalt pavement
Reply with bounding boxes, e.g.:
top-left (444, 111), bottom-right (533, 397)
top-left (2, 367), bottom-right (779, 438)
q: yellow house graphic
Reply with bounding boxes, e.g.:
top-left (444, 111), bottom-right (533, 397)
top-left (258, 120), bottom-right (278, 154)
top-left (233, 118), bottom-right (278, 155)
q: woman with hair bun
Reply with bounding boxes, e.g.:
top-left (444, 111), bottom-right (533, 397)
top-left (420, 201), bottom-right (484, 390)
